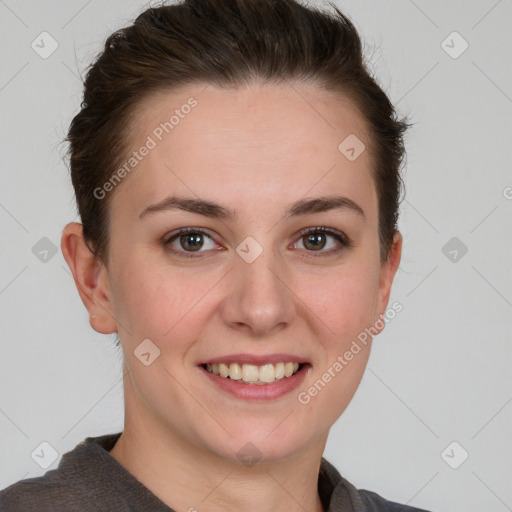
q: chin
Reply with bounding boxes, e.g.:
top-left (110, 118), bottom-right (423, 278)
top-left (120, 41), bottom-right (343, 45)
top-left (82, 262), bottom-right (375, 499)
top-left (203, 424), bottom-right (311, 465)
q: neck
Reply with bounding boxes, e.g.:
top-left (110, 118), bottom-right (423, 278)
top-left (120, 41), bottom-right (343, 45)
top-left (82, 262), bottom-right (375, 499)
top-left (109, 377), bottom-right (327, 512)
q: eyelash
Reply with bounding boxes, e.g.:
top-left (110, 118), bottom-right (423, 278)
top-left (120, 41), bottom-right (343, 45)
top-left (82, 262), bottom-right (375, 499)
top-left (162, 226), bottom-right (351, 259)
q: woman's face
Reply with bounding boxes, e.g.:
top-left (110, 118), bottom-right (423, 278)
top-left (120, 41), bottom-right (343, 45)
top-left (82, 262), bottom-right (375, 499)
top-left (91, 82), bottom-right (401, 462)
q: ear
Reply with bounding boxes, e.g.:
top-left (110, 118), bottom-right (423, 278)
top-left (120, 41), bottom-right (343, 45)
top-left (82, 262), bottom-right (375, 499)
top-left (374, 231), bottom-right (402, 334)
top-left (61, 222), bottom-right (117, 334)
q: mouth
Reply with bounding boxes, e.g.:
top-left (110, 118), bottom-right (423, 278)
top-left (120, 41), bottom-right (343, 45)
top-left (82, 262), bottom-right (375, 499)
top-left (200, 361), bottom-right (308, 385)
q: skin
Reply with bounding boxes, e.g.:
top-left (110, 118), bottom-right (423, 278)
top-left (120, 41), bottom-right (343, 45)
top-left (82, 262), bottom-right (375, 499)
top-left (61, 81), bottom-right (402, 512)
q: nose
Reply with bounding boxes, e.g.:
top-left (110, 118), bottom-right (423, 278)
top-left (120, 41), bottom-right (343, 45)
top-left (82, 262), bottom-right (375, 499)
top-left (219, 242), bottom-right (297, 337)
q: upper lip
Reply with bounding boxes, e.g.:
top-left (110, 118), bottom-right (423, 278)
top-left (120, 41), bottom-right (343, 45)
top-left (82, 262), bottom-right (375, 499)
top-left (199, 353), bottom-right (309, 366)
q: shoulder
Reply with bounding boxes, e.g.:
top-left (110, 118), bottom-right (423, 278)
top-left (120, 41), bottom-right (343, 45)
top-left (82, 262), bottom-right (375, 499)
top-left (320, 457), bottom-right (433, 512)
top-left (0, 432), bottom-right (173, 512)
top-left (0, 449), bottom-right (108, 512)
top-left (358, 488), bottom-right (433, 511)
top-left (0, 433), bottom-right (124, 512)
top-left (0, 472), bottom-right (76, 511)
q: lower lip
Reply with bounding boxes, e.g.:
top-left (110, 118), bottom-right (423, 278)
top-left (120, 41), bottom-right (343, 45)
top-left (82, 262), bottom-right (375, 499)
top-left (199, 364), bottom-right (310, 401)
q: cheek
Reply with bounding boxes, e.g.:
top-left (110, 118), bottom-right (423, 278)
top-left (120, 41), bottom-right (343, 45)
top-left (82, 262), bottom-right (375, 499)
top-left (109, 253), bottom-right (219, 342)
top-left (312, 264), bottom-right (379, 409)
top-left (303, 262), bottom-right (380, 339)
top-left (107, 255), bottom-right (171, 338)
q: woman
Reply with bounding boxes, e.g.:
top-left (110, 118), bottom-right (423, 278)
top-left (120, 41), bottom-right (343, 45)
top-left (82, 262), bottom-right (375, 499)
top-left (0, 0), bottom-right (431, 510)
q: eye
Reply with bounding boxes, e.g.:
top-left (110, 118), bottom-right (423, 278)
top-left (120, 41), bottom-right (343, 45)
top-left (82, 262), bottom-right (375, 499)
top-left (163, 228), bottom-right (220, 258)
top-left (163, 226), bottom-right (351, 259)
top-left (293, 226), bottom-right (351, 256)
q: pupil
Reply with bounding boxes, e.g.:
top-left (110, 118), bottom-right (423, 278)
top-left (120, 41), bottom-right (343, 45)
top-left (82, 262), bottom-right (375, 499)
top-left (305, 233), bottom-right (325, 250)
top-left (182, 233), bottom-right (203, 251)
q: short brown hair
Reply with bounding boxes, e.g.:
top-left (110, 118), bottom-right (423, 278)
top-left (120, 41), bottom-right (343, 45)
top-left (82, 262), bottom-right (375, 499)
top-left (66, 0), bottom-right (410, 264)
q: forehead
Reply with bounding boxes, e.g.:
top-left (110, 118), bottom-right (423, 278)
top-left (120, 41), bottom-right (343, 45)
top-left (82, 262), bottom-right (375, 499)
top-left (112, 81), bottom-right (377, 223)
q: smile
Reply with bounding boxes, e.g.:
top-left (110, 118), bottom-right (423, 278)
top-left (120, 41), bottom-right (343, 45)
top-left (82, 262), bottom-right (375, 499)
top-left (203, 362), bottom-right (303, 385)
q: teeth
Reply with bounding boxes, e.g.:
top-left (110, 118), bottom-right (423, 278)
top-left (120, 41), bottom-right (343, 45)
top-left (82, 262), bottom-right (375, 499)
top-left (258, 364), bottom-right (276, 383)
top-left (229, 362), bottom-right (242, 380)
top-left (242, 364), bottom-right (259, 383)
top-left (219, 363), bottom-right (230, 378)
top-left (274, 362), bottom-right (285, 379)
top-left (205, 361), bottom-right (301, 384)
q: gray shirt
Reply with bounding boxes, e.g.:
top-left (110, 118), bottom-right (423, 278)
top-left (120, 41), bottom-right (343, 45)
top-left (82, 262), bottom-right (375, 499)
top-left (0, 432), bottom-right (432, 511)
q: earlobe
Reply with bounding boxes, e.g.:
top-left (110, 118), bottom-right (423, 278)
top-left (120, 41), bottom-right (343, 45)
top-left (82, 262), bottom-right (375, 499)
top-left (60, 222), bottom-right (117, 334)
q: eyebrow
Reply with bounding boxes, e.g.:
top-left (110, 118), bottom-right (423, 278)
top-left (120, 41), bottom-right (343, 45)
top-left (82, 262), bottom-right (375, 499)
top-left (139, 194), bottom-right (365, 221)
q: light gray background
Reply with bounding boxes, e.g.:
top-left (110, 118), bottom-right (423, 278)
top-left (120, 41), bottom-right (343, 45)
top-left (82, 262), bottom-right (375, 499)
top-left (1, 1), bottom-right (511, 511)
